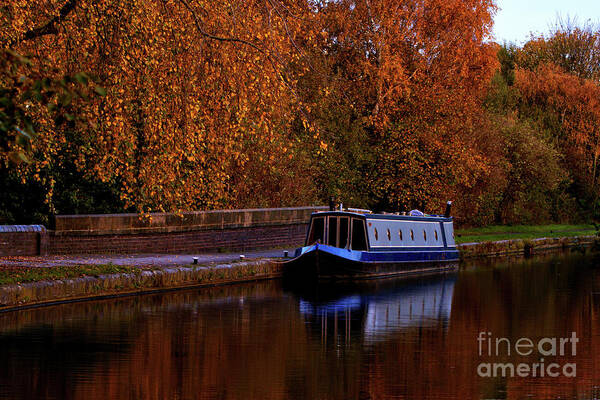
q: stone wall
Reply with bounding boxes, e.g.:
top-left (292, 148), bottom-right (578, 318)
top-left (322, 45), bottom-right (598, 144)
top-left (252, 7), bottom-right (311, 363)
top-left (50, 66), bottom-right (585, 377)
top-left (457, 236), bottom-right (596, 258)
top-left (53, 207), bottom-right (325, 235)
top-left (0, 207), bottom-right (326, 256)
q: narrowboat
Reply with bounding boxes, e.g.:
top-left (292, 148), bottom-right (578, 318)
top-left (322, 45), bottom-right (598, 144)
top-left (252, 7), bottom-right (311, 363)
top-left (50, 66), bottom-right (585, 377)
top-left (282, 203), bottom-right (459, 281)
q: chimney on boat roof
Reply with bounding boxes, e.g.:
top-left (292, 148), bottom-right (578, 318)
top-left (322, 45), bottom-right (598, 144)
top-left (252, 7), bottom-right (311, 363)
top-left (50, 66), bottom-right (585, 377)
top-left (444, 201), bottom-right (453, 218)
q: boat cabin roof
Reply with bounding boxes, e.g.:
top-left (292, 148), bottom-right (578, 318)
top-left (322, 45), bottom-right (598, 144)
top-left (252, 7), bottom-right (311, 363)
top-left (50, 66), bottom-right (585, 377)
top-left (310, 210), bottom-right (453, 223)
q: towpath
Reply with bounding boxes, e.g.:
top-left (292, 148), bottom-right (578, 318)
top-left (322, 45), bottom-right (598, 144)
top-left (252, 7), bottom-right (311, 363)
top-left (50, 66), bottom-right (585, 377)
top-left (0, 248), bottom-right (295, 268)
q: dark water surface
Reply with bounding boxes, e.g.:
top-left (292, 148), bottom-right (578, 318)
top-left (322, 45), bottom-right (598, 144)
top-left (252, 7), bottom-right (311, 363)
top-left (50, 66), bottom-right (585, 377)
top-left (1, 252), bottom-right (600, 399)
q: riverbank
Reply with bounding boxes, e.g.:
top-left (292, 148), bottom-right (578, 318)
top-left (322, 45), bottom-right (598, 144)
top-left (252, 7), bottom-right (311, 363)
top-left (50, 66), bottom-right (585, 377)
top-left (0, 259), bottom-right (284, 312)
top-left (458, 235), bottom-right (596, 258)
top-left (0, 235), bottom-right (597, 311)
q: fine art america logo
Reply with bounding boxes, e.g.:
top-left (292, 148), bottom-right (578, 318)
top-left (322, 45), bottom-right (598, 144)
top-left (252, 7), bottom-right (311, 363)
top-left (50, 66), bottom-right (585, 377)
top-left (477, 332), bottom-right (578, 378)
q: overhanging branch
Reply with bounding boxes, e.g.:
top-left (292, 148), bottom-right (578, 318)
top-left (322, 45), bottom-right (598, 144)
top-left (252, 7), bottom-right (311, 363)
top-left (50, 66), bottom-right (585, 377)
top-left (22, 0), bottom-right (78, 41)
top-left (178, 0), bottom-right (267, 55)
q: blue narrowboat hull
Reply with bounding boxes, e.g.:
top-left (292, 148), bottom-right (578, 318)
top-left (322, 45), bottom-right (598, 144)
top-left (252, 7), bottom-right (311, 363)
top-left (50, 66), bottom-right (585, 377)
top-left (282, 243), bottom-right (459, 281)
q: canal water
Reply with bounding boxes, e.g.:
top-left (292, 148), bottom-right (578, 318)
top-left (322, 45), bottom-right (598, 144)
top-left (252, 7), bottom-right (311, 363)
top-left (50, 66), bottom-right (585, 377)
top-left (1, 252), bottom-right (600, 399)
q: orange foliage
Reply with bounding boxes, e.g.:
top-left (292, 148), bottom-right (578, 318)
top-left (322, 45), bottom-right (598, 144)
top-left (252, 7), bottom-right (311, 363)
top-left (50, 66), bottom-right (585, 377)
top-left (5, 0), bottom-right (596, 224)
top-left (515, 63), bottom-right (600, 193)
top-left (308, 0), bottom-right (499, 213)
top-left (3, 0), bottom-right (317, 212)
top-left (1, 0), bottom-right (502, 218)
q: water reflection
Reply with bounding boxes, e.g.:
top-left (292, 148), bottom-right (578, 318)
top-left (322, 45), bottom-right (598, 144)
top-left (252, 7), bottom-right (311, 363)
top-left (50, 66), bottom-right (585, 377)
top-left (0, 253), bottom-right (599, 399)
top-left (294, 274), bottom-right (456, 346)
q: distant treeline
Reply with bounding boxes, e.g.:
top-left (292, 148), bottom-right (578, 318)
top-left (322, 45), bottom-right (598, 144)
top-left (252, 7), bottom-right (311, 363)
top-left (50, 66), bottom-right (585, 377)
top-left (1, 1), bottom-right (599, 226)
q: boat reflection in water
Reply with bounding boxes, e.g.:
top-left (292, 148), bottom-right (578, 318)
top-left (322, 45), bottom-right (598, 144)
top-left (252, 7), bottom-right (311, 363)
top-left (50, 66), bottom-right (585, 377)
top-left (289, 272), bottom-right (457, 345)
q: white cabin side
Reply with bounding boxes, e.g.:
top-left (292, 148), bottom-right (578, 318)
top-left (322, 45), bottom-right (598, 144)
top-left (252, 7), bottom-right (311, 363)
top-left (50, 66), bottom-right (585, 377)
top-left (363, 278), bottom-right (455, 341)
top-left (443, 222), bottom-right (456, 246)
top-left (366, 219), bottom-right (448, 248)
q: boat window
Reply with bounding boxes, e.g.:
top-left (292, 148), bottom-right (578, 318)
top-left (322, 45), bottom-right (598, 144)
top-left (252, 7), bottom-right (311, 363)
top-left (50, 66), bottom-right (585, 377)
top-left (351, 219), bottom-right (368, 251)
top-left (339, 217), bottom-right (349, 248)
top-left (374, 228), bottom-right (378, 241)
top-left (387, 228), bottom-right (391, 241)
top-left (410, 229), bottom-right (414, 240)
top-left (328, 216), bottom-right (338, 246)
top-left (435, 230), bottom-right (438, 241)
top-left (399, 229), bottom-right (403, 240)
top-left (307, 217), bottom-right (324, 244)
top-left (423, 230), bottom-right (427, 241)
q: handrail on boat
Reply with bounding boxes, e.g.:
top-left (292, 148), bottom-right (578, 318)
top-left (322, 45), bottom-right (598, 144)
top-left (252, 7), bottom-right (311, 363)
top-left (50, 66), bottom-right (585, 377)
top-left (346, 208), bottom-right (372, 214)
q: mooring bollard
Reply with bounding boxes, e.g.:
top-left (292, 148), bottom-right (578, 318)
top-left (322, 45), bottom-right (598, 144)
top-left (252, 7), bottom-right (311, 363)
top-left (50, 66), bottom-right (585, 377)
top-left (240, 255), bottom-right (245, 260)
top-left (524, 243), bottom-right (533, 257)
top-left (193, 257), bottom-right (198, 265)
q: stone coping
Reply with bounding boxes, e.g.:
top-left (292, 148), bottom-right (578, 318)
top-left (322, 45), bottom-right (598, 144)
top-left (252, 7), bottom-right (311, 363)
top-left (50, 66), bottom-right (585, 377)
top-left (0, 225), bottom-right (46, 233)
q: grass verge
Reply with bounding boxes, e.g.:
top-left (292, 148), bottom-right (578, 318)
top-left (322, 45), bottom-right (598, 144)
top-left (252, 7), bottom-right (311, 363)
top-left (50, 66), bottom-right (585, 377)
top-left (455, 224), bottom-right (596, 244)
top-left (0, 264), bottom-right (146, 285)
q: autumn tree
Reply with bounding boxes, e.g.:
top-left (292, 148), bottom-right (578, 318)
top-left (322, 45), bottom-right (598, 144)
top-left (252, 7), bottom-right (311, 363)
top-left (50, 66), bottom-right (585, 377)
top-left (497, 19), bottom-right (600, 217)
top-left (2, 0), bottom-right (599, 226)
top-left (295, 0), bottom-right (499, 218)
top-left (516, 64), bottom-right (600, 207)
top-left (2, 0), bottom-right (321, 219)
top-left (517, 17), bottom-right (600, 81)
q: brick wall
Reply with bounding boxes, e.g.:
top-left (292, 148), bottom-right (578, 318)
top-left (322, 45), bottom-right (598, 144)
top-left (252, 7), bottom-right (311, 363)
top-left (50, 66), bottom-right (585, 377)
top-left (0, 233), bottom-right (39, 257)
top-left (48, 223), bottom-right (308, 255)
top-left (0, 207), bottom-right (325, 256)
top-left (0, 226), bottom-right (46, 257)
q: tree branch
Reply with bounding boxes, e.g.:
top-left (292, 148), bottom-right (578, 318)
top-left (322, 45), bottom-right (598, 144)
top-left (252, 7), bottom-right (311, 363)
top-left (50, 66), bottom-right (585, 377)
top-left (177, 0), bottom-right (312, 126)
top-left (177, 0), bottom-right (267, 56)
top-left (22, 0), bottom-right (78, 41)
top-left (265, 0), bottom-right (305, 56)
